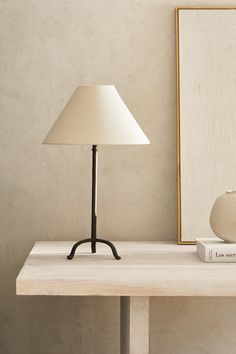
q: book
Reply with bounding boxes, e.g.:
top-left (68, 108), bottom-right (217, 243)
top-left (196, 238), bottom-right (236, 263)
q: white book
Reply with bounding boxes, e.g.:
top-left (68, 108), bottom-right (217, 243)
top-left (196, 238), bottom-right (236, 263)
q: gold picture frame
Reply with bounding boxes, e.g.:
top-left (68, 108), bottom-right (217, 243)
top-left (176, 7), bottom-right (236, 244)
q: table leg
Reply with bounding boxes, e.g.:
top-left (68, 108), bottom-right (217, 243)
top-left (120, 296), bottom-right (149, 354)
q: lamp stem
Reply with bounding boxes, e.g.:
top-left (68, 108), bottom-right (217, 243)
top-left (91, 145), bottom-right (98, 253)
top-left (67, 145), bottom-right (121, 260)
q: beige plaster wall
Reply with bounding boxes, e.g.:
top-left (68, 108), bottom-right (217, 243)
top-left (1, 1), bottom-right (236, 353)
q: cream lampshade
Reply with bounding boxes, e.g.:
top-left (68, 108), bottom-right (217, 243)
top-left (43, 85), bottom-right (150, 260)
top-left (43, 85), bottom-right (149, 145)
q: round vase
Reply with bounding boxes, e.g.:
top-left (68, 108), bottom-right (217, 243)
top-left (210, 191), bottom-right (236, 243)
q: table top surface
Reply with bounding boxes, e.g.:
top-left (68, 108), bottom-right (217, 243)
top-left (16, 241), bottom-right (236, 296)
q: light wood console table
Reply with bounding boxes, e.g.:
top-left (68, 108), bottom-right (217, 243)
top-left (16, 241), bottom-right (236, 354)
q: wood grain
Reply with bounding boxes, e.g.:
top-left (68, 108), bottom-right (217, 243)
top-left (16, 241), bottom-right (236, 296)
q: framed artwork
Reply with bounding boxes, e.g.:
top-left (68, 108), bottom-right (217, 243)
top-left (176, 7), bottom-right (236, 243)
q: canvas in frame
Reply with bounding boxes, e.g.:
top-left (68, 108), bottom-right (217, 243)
top-left (176, 7), bottom-right (236, 244)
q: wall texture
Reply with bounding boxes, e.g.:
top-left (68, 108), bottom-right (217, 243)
top-left (1, 1), bottom-right (236, 353)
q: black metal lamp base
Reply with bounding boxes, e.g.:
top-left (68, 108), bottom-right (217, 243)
top-left (67, 238), bottom-right (121, 260)
top-left (67, 145), bottom-right (121, 261)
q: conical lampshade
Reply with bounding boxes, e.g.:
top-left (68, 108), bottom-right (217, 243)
top-left (43, 85), bottom-right (150, 145)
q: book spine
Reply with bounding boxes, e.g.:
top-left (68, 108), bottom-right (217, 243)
top-left (203, 247), bottom-right (236, 262)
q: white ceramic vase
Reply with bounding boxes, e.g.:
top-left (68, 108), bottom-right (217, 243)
top-left (210, 191), bottom-right (236, 243)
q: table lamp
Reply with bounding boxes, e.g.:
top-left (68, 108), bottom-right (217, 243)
top-left (43, 85), bottom-right (150, 260)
